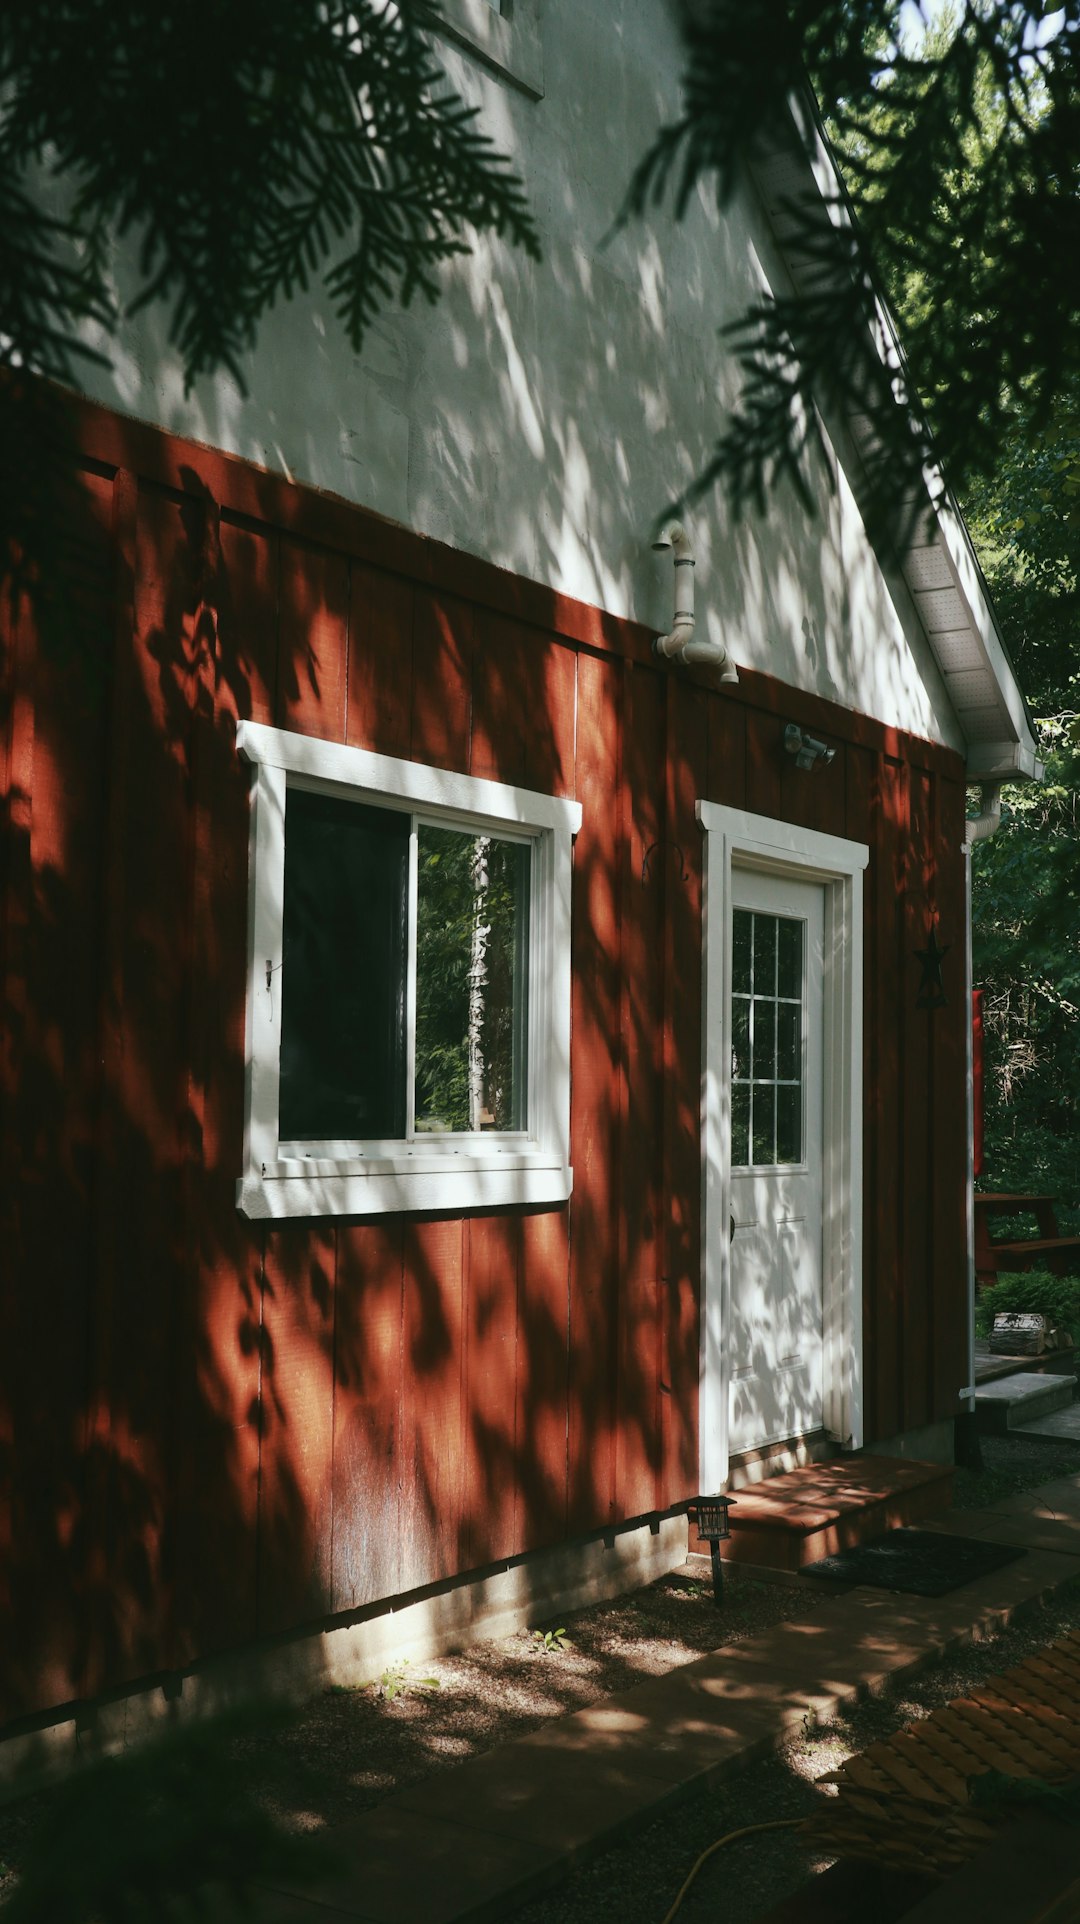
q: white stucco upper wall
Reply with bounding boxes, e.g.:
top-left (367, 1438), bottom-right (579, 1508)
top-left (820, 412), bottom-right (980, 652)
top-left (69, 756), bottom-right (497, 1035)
top-left (60, 0), bottom-right (966, 752)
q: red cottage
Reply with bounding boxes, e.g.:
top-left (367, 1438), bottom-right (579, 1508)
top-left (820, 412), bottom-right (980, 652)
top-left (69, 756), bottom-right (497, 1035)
top-left (0, 2), bottom-right (1038, 1773)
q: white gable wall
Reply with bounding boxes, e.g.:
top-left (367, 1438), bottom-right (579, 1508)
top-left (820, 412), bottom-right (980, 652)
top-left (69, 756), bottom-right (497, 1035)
top-left (58, 0), bottom-right (965, 751)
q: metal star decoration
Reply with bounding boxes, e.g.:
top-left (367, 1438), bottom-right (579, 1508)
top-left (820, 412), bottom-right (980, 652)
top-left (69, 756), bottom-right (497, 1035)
top-left (915, 925), bottom-right (950, 1009)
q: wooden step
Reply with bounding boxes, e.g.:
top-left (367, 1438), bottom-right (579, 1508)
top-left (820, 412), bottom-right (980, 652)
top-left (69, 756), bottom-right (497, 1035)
top-left (694, 1455), bottom-right (954, 1573)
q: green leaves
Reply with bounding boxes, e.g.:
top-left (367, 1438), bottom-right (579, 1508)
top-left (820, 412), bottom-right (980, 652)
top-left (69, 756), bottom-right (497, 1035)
top-left (626, 2), bottom-right (1080, 532)
top-left (370, 1658), bottom-right (442, 1701)
top-left (530, 1626), bottom-right (569, 1655)
top-left (973, 732), bottom-right (1080, 1220)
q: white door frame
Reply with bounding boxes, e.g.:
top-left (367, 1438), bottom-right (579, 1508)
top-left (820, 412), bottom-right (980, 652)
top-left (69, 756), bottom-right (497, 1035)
top-left (697, 802), bottom-right (869, 1492)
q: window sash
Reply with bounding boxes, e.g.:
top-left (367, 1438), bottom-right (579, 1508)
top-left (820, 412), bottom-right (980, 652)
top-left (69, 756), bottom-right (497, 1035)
top-left (278, 794), bottom-right (535, 1151)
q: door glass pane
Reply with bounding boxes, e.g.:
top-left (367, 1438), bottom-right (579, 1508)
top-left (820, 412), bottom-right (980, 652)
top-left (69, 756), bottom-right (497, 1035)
top-left (752, 1084), bottom-right (776, 1165)
top-left (415, 827), bottom-right (530, 1133)
top-left (753, 999), bottom-right (776, 1080)
top-left (777, 1002), bottom-right (800, 1082)
top-left (280, 790), bottom-right (408, 1140)
top-left (754, 915), bottom-right (777, 995)
top-left (732, 911), bottom-right (752, 995)
top-left (731, 996), bottom-right (750, 1078)
top-left (776, 1084), bottom-right (800, 1164)
top-left (731, 1082), bottom-right (750, 1167)
top-left (731, 908), bottom-right (804, 1168)
top-left (777, 918), bottom-right (802, 999)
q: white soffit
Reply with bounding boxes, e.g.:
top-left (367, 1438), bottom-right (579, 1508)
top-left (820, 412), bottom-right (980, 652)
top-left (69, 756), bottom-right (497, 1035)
top-left (749, 103), bottom-right (1042, 784)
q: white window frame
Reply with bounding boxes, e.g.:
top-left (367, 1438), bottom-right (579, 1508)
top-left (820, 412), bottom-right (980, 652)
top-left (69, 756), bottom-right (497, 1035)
top-left (237, 720), bottom-right (580, 1219)
top-left (697, 802), bottom-right (868, 1490)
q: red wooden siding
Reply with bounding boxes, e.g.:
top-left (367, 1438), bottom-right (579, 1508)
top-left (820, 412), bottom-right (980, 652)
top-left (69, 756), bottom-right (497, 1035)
top-left (0, 396), bottom-right (970, 1729)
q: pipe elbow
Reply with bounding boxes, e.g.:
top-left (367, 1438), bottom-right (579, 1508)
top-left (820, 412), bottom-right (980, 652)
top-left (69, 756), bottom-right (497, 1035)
top-left (680, 637), bottom-right (739, 679)
top-left (964, 782), bottom-right (1004, 845)
top-left (654, 610), bottom-right (696, 660)
top-left (652, 519), bottom-right (694, 564)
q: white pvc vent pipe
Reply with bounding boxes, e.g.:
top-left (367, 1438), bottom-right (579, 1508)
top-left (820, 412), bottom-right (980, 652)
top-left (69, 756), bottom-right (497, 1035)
top-left (652, 522), bottom-right (738, 681)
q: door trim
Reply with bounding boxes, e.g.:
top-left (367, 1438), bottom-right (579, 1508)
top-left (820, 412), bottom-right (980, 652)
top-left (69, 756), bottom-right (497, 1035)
top-left (697, 802), bottom-right (869, 1492)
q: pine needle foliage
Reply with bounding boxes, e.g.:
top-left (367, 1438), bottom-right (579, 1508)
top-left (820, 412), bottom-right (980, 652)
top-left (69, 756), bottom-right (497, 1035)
top-left (0, 0), bottom-right (539, 393)
top-left (621, 1), bottom-right (1080, 535)
top-left (0, 0), bottom-right (539, 611)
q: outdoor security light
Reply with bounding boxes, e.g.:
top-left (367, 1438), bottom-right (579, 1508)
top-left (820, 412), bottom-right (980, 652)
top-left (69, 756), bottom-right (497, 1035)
top-left (784, 723), bottom-right (836, 771)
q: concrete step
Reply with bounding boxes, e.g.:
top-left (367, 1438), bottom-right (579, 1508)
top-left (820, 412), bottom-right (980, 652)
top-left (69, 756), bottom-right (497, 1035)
top-left (974, 1371), bottom-right (1075, 1434)
top-left (694, 1455), bottom-right (954, 1573)
top-left (1009, 1403), bottom-right (1080, 1443)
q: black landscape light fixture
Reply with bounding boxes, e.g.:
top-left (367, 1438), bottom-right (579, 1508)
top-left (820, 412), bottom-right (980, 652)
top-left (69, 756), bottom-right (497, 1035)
top-left (693, 1493), bottom-right (737, 1604)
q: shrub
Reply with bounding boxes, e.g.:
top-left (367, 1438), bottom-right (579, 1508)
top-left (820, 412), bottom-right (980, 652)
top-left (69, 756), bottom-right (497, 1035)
top-left (976, 1269), bottom-right (1080, 1337)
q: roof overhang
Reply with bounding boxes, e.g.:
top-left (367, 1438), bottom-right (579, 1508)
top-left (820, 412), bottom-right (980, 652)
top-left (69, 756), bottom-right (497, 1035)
top-left (747, 94), bottom-right (1043, 784)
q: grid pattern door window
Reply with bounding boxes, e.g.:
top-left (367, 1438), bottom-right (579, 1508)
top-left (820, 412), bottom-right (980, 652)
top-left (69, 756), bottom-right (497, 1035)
top-left (731, 909), bottom-right (805, 1168)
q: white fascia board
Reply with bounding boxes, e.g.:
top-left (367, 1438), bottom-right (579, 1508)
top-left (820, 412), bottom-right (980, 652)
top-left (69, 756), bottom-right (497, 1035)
top-left (931, 496), bottom-right (1042, 773)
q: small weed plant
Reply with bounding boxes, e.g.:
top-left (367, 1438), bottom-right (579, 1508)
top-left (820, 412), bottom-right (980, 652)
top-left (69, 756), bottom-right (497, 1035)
top-left (530, 1626), bottom-right (569, 1655)
top-left (371, 1659), bottom-right (441, 1701)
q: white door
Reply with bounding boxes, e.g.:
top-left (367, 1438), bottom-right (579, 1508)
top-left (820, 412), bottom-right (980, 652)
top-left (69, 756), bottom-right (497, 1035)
top-left (728, 867), bottom-right (825, 1455)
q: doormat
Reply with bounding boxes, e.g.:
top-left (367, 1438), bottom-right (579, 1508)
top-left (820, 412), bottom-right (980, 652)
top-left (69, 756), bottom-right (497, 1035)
top-left (804, 1528), bottom-right (1026, 1597)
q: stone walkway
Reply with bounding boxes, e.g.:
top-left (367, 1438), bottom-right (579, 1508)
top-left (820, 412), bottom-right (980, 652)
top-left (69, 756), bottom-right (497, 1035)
top-left (239, 1474), bottom-right (1080, 1924)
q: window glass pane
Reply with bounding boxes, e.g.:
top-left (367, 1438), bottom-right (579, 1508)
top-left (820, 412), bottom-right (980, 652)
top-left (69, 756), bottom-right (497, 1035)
top-left (777, 1002), bottom-right (801, 1082)
top-left (776, 1084), bottom-right (802, 1164)
top-left (731, 996), bottom-right (751, 1080)
top-left (732, 910), bottom-right (752, 995)
top-left (753, 915), bottom-right (777, 995)
top-left (731, 1082), bottom-right (750, 1168)
top-left (752, 999), bottom-right (776, 1080)
top-left (280, 790), bottom-right (408, 1140)
top-left (752, 1084), bottom-right (776, 1166)
top-left (777, 918), bottom-right (802, 1000)
top-left (415, 827), bottom-right (530, 1132)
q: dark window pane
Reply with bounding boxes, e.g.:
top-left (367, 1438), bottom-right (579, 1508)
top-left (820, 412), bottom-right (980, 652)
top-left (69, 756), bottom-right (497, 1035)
top-left (753, 915), bottom-right (777, 995)
top-left (415, 827), bottom-right (529, 1133)
top-left (776, 1084), bottom-right (802, 1164)
top-left (777, 918), bottom-right (802, 1000)
top-left (752, 999), bottom-right (776, 1080)
top-left (280, 790), bottom-right (408, 1140)
top-left (752, 1084), bottom-right (775, 1166)
top-left (731, 1083), bottom-right (750, 1168)
top-left (732, 910), bottom-right (752, 995)
top-left (731, 996), bottom-right (751, 1080)
top-left (777, 1002), bottom-right (801, 1082)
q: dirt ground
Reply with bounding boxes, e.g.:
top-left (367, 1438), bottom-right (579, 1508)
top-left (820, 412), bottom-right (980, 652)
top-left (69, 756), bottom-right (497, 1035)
top-left (3, 1430), bottom-right (1080, 1921)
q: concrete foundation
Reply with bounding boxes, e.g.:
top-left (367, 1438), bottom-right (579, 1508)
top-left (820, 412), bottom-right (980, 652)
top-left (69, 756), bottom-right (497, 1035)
top-left (866, 1419), bottom-right (958, 1467)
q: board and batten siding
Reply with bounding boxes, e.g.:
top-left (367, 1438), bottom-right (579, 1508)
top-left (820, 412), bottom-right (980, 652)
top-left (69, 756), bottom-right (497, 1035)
top-left (0, 396), bottom-right (968, 1727)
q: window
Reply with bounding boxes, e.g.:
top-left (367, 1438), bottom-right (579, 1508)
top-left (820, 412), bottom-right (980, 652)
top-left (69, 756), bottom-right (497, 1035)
top-left (237, 721), bottom-right (580, 1218)
top-left (730, 909), bottom-right (805, 1168)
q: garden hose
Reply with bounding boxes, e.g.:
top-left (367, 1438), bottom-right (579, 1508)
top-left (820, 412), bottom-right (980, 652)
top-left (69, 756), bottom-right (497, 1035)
top-left (659, 1817), bottom-right (804, 1924)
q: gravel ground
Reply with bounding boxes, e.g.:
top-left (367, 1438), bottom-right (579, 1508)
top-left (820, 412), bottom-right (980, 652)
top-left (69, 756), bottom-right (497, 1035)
top-left (3, 1433), bottom-right (1080, 1920)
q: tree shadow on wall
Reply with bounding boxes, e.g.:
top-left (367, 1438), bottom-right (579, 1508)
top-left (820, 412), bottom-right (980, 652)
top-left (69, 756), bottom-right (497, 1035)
top-left (0, 408), bottom-right (716, 1768)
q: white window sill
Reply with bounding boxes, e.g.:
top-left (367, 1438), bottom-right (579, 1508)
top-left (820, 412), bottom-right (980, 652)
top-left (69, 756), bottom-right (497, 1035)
top-left (237, 1162), bottom-right (572, 1220)
top-left (422, 0), bottom-right (543, 99)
